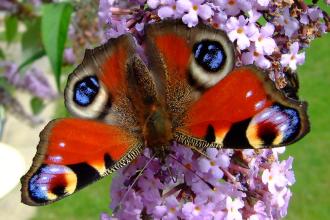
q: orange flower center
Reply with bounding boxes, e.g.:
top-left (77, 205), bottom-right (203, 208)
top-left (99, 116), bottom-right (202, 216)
top-left (237, 27), bottom-right (244, 34)
top-left (213, 23), bottom-right (220, 28)
top-left (228, 0), bottom-right (236, 5)
top-left (195, 206), bottom-right (201, 212)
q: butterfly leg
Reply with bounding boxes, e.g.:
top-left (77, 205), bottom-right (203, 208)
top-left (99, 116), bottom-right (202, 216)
top-left (174, 131), bottom-right (223, 154)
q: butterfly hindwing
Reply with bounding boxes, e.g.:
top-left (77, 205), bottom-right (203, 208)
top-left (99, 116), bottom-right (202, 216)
top-left (175, 66), bottom-right (309, 149)
top-left (21, 118), bottom-right (143, 205)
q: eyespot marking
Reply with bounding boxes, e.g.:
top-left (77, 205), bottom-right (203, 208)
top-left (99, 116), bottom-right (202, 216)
top-left (193, 40), bottom-right (226, 72)
top-left (257, 122), bottom-right (278, 146)
top-left (28, 165), bottom-right (77, 203)
top-left (73, 76), bottom-right (100, 107)
top-left (247, 104), bottom-right (301, 148)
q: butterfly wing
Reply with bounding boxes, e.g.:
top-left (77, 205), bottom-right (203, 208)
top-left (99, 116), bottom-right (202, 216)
top-left (144, 21), bottom-right (309, 149)
top-left (64, 35), bottom-right (141, 129)
top-left (21, 35), bottom-right (154, 205)
top-left (21, 119), bottom-right (143, 205)
top-left (175, 66), bottom-right (309, 149)
top-left (144, 21), bottom-right (235, 128)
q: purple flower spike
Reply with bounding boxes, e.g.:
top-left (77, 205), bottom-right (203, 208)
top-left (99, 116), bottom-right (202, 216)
top-left (97, 1), bottom-right (329, 219)
top-left (0, 62), bottom-right (57, 100)
top-left (106, 144), bottom-right (297, 219)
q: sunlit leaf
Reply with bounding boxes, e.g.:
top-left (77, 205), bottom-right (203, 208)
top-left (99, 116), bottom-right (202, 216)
top-left (4, 16), bottom-right (18, 43)
top-left (0, 47), bottom-right (5, 60)
top-left (22, 18), bottom-right (43, 60)
top-left (41, 2), bottom-right (73, 90)
top-left (30, 97), bottom-right (45, 115)
top-left (18, 50), bottom-right (46, 72)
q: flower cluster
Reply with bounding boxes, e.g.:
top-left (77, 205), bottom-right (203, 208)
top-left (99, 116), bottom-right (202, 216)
top-left (0, 0), bottom-right (59, 124)
top-left (99, 0), bottom-right (329, 219)
top-left (102, 145), bottom-right (295, 219)
top-left (0, 61), bottom-right (55, 125)
top-left (0, 62), bottom-right (56, 100)
top-left (68, 0), bottom-right (103, 61)
top-left (100, 0), bottom-right (329, 87)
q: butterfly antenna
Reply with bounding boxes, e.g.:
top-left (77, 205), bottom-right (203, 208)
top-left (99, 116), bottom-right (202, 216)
top-left (168, 154), bottom-right (215, 190)
top-left (113, 153), bottom-right (156, 213)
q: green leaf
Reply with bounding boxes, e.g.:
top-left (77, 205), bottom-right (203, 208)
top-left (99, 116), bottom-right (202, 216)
top-left (0, 47), bottom-right (5, 60)
top-left (22, 18), bottom-right (43, 60)
top-left (30, 97), bottom-right (45, 115)
top-left (41, 2), bottom-right (73, 90)
top-left (18, 49), bottom-right (46, 72)
top-left (5, 16), bottom-right (18, 43)
top-left (0, 77), bottom-right (15, 93)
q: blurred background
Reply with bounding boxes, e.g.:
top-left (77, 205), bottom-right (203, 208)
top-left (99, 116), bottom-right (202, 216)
top-left (0, 0), bottom-right (329, 220)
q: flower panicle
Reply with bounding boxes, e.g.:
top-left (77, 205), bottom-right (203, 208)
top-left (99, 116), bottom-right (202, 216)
top-left (99, 0), bottom-right (328, 88)
top-left (103, 145), bottom-right (295, 219)
top-left (96, 1), bottom-right (329, 219)
top-left (0, 61), bottom-right (57, 100)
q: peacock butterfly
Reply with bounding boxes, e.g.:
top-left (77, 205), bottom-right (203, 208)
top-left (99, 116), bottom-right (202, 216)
top-left (21, 20), bottom-right (309, 206)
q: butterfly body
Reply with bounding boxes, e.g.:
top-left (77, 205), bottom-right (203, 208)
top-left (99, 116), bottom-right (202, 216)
top-left (21, 21), bottom-right (309, 206)
top-left (142, 104), bottom-right (173, 157)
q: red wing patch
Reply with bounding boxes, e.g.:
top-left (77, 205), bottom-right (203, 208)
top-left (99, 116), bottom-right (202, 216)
top-left (183, 67), bottom-right (273, 124)
top-left (100, 46), bottom-right (130, 95)
top-left (176, 66), bottom-right (309, 149)
top-left (154, 34), bottom-right (191, 82)
top-left (21, 118), bottom-right (142, 206)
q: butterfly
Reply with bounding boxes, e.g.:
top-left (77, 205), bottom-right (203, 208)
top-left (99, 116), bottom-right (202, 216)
top-left (21, 20), bottom-right (309, 206)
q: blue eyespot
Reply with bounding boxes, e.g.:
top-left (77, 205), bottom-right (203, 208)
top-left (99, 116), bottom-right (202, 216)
top-left (193, 40), bottom-right (226, 72)
top-left (73, 76), bottom-right (99, 107)
top-left (281, 107), bottom-right (300, 142)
